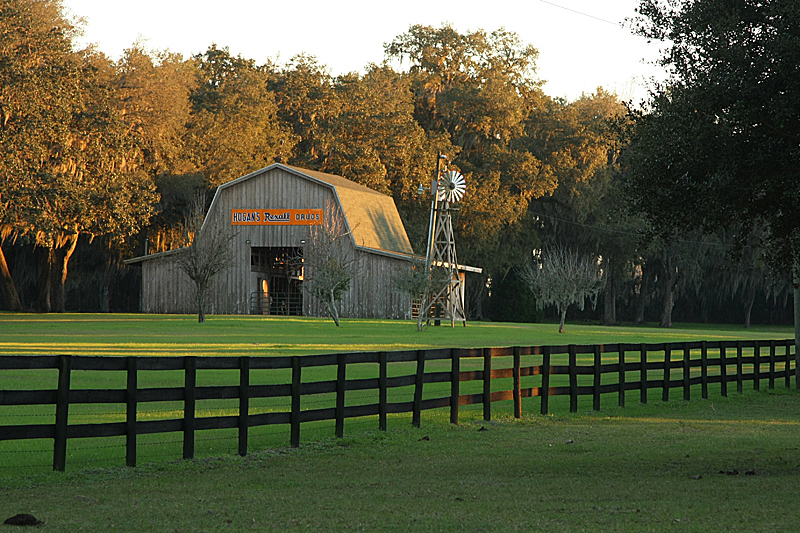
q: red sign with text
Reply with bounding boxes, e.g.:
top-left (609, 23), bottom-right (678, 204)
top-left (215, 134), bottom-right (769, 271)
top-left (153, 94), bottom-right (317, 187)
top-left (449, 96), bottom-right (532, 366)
top-left (231, 209), bottom-right (323, 226)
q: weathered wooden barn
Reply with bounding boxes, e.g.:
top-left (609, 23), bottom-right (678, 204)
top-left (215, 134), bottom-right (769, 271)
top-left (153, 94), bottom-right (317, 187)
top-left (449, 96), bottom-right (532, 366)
top-left (126, 164), bottom-right (417, 319)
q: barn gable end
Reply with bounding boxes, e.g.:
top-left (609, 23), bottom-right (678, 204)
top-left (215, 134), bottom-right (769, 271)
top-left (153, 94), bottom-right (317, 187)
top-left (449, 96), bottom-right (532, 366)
top-left (127, 164), bottom-right (416, 319)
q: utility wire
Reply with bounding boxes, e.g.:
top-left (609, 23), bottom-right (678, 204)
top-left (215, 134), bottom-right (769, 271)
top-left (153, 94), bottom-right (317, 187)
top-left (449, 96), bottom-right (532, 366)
top-left (537, 0), bottom-right (623, 27)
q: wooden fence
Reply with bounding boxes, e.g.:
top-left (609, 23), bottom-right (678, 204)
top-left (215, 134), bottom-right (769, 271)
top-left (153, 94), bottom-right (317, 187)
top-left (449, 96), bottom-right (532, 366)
top-left (0, 339), bottom-right (795, 472)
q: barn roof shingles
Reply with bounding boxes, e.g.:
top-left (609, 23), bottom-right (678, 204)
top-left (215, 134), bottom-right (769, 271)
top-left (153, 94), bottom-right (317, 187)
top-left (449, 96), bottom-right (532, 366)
top-left (284, 165), bottom-right (414, 256)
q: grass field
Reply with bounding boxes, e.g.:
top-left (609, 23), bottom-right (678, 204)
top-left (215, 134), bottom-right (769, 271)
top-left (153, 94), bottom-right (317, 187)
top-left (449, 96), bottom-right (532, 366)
top-left (1, 390), bottom-right (799, 531)
top-left (1, 314), bottom-right (798, 530)
top-left (0, 312), bottom-right (793, 356)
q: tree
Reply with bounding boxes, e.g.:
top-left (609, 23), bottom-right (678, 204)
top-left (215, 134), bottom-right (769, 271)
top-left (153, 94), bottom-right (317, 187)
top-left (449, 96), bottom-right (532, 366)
top-left (526, 90), bottom-right (638, 326)
top-left (386, 25), bottom-right (555, 316)
top-left (302, 207), bottom-right (356, 327)
top-left (112, 44), bottom-right (196, 178)
top-left (187, 45), bottom-right (294, 187)
top-left (624, 0), bottom-right (800, 364)
top-left (269, 54), bottom-right (339, 170)
top-left (176, 195), bottom-right (235, 323)
top-left (519, 248), bottom-right (605, 333)
top-left (393, 257), bottom-right (452, 331)
top-left (0, 0), bottom-right (159, 312)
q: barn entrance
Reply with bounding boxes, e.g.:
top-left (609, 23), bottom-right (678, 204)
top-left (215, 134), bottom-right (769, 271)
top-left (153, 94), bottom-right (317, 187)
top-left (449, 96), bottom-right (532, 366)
top-left (250, 247), bottom-right (303, 315)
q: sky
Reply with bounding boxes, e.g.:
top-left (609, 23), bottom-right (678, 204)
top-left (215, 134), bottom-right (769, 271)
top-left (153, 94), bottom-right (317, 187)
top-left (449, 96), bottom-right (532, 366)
top-left (62, 0), bottom-right (667, 103)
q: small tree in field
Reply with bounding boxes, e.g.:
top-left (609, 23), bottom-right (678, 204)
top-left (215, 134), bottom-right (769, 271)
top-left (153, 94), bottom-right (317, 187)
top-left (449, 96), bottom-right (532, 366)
top-left (303, 208), bottom-right (356, 327)
top-left (519, 248), bottom-right (605, 333)
top-left (176, 195), bottom-right (236, 323)
top-left (393, 258), bottom-right (451, 331)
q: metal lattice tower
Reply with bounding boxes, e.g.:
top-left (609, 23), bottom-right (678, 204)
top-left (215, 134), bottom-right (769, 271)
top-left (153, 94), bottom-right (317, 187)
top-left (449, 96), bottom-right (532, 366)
top-left (423, 159), bottom-right (466, 327)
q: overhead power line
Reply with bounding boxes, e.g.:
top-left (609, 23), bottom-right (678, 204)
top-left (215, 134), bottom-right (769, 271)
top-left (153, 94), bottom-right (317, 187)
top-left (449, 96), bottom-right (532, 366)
top-left (537, 0), bottom-right (622, 27)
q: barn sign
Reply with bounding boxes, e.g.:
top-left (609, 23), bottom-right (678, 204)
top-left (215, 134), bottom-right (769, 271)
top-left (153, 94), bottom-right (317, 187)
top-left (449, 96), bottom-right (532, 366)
top-left (231, 209), bottom-right (323, 226)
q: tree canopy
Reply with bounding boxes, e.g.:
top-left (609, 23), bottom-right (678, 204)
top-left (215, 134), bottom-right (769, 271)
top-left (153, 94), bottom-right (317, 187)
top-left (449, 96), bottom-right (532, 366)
top-left (0, 0), bottom-right (792, 329)
top-left (623, 0), bottom-right (800, 342)
top-left (625, 0), bottom-right (800, 270)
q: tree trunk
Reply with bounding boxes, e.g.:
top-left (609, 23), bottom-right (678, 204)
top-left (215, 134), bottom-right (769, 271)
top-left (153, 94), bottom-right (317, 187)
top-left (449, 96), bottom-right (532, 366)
top-left (49, 235), bottom-right (79, 313)
top-left (659, 259), bottom-right (678, 328)
top-left (0, 244), bottom-right (22, 311)
top-left (36, 246), bottom-right (54, 313)
top-left (603, 267), bottom-right (617, 326)
top-left (743, 283), bottom-right (756, 329)
top-left (633, 264), bottom-right (648, 325)
top-left (559, 308), bottom-right (567, 333)
top-left (659, 284), bottom-right (675, 328)
top-left (327, 289), bottom-right (340, 327)
top-left (197, 284), bottom-right (206, 323)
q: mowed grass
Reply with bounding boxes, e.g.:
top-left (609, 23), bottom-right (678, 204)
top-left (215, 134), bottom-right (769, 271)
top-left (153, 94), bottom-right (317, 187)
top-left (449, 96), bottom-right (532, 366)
top-left (1, 314), bottom-right (798, 530)
top-left (1, 390), bottom-right (799, 531)
top-left (0, 312), bottom-right (793, 356)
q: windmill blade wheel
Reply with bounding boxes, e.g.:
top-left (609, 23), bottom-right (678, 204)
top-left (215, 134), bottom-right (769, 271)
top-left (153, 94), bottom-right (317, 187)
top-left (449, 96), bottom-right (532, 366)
top-left (438, 170), bottom-right (466, 202)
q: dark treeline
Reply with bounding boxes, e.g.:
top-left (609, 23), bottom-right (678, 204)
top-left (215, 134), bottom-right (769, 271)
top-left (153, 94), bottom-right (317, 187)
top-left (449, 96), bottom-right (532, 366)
top-left (0, 0), bottom-right (791, 326)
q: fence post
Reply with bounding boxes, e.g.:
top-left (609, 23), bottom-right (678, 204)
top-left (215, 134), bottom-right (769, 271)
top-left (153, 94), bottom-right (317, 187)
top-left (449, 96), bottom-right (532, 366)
top-left (412, 350), bottom-right (425, 428)
top-left (126, 357), bottom-right (138, 468)
top-left (541, 346), bottom-right (550, 415)
top-left (53, 355), bottom-right (72, 472)
top-left (720, 345), bottom-right (728, 398)
top-left (769, 340), bottom-right (776, 390)
top-left (618, 347), bottom-right (625, 408)
top-left (183, 356), bottom-right (196, 460)
top-left (593, 346), bottom-right (601, 411)
top-left (736, 341), bottom-right (744, 393)
top-left (640, 344), bottom-right (648, 404)
top-left (379, 352), bottom-right (388, 431)
top-left (513, 347), bottom-right (521, 418)
top-left (662, 346), bottom-right (671, 402)
top-left (335, 353), bottom-right (346, 438)
top-left (753, 341), bottom-right (761, 391)
top-left (483, 348), bottom-right (492, 422)
top-left (682, 344), bottom-right (690, 401)
top-left (785, 340), bottom-right (792, 389)
top-left (238, 357), bottom-right (249, 456)
top-left (291, 356), bottom-right (301, 447)
top-left (450, 349), bottom-right (460, 425)
top-left (701, 341), bottom-right (708, 399)
top-left (568, 345), bottom-right (578, 413)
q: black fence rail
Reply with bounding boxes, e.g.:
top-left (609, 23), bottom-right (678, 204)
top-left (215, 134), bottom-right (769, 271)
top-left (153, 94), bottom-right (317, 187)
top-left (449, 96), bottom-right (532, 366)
top-left (0, 339), bottom-right (795, 472)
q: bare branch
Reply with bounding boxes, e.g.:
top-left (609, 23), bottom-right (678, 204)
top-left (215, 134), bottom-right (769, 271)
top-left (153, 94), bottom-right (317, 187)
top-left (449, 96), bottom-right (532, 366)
top-left (519, 247), bottom-right (605, 333)
top-left (176, 193), bottom-right (236, 322)
top-left (301, 202), bottom-right (356, 326)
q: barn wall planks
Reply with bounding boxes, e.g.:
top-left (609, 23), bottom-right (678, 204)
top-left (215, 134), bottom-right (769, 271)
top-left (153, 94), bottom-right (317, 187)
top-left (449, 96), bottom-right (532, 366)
top-left (133, 165), bottom-right (414, 318)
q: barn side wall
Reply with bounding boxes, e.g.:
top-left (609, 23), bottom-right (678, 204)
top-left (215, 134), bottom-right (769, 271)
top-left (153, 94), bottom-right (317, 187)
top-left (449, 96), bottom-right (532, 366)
top-left (140, 251), bottom-right (195, 314)
top-left (304, 250), bottom-right (413, 320)
top-left (138, 167), bottom-right (413, 319)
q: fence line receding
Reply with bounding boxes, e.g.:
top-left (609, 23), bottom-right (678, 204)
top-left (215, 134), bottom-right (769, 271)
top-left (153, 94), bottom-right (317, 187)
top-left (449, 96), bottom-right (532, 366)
top-left (0, 339), bottom-right (795, 472)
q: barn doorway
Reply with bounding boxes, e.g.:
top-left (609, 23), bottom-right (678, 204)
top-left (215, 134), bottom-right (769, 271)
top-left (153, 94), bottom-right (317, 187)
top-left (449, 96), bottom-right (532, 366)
top-left (250, 247), bottom-right (303, 315)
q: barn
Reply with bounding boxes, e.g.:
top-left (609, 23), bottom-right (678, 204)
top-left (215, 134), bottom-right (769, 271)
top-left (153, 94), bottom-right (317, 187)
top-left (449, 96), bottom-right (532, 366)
top-left (126, 163), bottom-right (417, 319)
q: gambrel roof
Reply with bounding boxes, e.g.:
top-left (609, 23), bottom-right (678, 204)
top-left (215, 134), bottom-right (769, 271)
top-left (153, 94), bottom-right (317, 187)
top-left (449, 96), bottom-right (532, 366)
top-left (213, 163), bottom-right (415, 257)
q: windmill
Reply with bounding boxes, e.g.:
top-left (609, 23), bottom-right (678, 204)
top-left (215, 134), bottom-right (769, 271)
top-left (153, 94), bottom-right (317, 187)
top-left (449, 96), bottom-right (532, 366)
top-left (420, 155), bottom-right (467, 327)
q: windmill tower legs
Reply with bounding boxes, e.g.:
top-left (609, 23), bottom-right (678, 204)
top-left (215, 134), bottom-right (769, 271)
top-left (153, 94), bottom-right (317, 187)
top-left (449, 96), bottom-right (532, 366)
top-left (425, 203), bottom-right (466, 326)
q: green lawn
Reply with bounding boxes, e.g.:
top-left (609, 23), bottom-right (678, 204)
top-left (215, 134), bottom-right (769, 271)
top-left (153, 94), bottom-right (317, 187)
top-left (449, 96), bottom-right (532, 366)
top-left (0, 314), bottom-right (797, 530)
top-left (0, 312), bottom-right (793, 356)
top-left (1, 390), bottom-right (799, 531)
